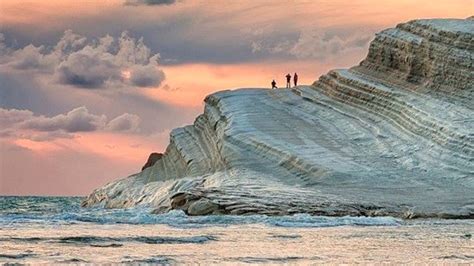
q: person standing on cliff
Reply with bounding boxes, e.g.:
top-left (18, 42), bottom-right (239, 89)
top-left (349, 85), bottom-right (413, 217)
top-left (271, 79), bottom-right (277, 89)
top-left (293, 72), bottom-right (298, 87)
top-left (286, 73), bottom-right (291, 88)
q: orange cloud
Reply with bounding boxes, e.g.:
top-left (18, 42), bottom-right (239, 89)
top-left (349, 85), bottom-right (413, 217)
top-left (14, 138), bottom-right (63, 153)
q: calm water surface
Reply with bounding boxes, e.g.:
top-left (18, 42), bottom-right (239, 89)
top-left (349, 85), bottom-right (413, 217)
top-left (0, 196), bottom-right (472, 264)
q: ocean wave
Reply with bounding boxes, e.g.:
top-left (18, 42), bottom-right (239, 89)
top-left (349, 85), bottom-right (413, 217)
top-left (0, 196), bottom-right (401, 228)
top-left (229, 256), bottom-right (309, 263)
top-left (0, 235), bottom-right (217, 245)
top-left (0, 253), bottom-right (36, 259)
top-left (121, 256), bottom-right (175, 264)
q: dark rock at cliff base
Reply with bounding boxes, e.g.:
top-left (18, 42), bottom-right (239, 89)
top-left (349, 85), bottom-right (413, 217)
top-left (141, 153), bottom-right (163, 171)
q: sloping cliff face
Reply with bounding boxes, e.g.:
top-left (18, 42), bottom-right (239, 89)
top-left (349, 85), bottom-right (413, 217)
top-left (83, 18), bottom-right (474, 218)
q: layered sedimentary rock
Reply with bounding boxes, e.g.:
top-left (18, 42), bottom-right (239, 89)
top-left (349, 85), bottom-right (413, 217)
top-left (83, 18), bottom-right (474, 218)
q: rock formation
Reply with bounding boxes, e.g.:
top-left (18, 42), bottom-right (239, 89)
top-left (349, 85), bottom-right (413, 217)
top-left (82, 18), bottom-right (474, 218)
top-left (141, 153), bottom-right (163, 171)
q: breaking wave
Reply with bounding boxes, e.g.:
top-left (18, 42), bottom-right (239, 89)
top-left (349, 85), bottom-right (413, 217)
top-left (0, 196), bottom-right (400, 228)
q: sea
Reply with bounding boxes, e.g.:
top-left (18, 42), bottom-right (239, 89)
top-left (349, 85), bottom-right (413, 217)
top-left (0, 196), bottom-right (472, 264)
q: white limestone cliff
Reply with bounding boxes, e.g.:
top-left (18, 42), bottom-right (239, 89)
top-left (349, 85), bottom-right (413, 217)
top-left (82, 18), bottom-right (474, 218)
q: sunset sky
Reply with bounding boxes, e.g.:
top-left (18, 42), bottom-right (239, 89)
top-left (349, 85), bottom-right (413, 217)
top-left (0, 0), bottom-right (472, 196)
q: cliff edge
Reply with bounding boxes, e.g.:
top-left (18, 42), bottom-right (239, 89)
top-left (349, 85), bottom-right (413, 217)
top-left (82, 18), bottom-right (474, 218)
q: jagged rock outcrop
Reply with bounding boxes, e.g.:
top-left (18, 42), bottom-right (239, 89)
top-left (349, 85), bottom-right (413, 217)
top-left (82, 18), bottom-right (474, 219)
top-left (141, 153), bottom-right (163, 171)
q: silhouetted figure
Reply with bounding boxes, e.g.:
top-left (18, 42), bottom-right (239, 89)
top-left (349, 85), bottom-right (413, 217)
top-left (293, 72), bottom-right (298, 87)
top-left (286, 73), bottom-right (291, 88)
top-left (271, 79), bottom-right (277, 89)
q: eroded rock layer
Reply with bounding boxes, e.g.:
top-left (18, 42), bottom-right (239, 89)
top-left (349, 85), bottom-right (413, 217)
top-left (83, 18), bottom-right (474, 218)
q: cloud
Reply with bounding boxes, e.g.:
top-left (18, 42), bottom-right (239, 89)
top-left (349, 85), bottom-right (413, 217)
top-left (56, 47), bottom-right (121, 88)
top-left (128, 58), bottom-right (165, 87)
top-left (0, 108), bottom-right (33, 127)
top-left (250, 28), bottom-right (373, 60)
top-left (124, 0), bottom-right (177, 6)
top-left (0, 33), bottom-right (7, 54)
top-left (0, 106), bottom-right (142, 141)
top-left (21, 106), bottom-right (107, 132)
top-left (8, 45), bottom-right (51, 70)
top-left (54, 30), bottom-right (89, 56)
top-left (0, 30), bottom-right (165, 89)
top-left (288, 30), bottom-right (372, 59)
top-left (0, 30), bottom-right (86, 71)
top-left (106, 113), bottom-right (141, 132)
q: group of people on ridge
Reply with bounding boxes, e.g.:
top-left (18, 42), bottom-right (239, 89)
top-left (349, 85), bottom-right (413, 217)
top-left (271, 73), bottom-right (298, 89)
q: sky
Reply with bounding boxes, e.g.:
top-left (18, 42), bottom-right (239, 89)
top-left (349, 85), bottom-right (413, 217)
top-left (0, 0), bottom-right (472, 196)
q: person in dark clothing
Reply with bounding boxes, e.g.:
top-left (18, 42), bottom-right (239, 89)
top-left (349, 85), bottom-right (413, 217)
top-left (286, 73), bottom-right (291, 88)
top-left (271, 79), bottom-right (277, 89)
top-left (293, 72), bottom-right (298, 87)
